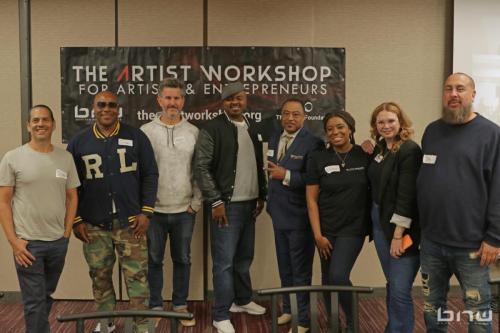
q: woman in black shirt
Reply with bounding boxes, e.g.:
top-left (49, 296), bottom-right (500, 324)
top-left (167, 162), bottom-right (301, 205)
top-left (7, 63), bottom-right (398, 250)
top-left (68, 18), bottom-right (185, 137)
top-left (306, 111), bottom-right (370, 330)
top-left (367, 102), bottom-right (421, 333)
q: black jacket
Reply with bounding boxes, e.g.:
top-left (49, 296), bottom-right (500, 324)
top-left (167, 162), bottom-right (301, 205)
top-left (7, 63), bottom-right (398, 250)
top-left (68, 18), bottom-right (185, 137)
top-left (194, 112), bottom-right (267, 204)
top-left (372, 139), bottom-right (422, 256)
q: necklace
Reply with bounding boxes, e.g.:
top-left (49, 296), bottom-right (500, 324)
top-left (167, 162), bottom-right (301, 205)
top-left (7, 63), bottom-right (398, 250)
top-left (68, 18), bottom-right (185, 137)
top-left (334, 149), bottom-right (350, 168)
top-left (376, 148), bottom-right (391, 163)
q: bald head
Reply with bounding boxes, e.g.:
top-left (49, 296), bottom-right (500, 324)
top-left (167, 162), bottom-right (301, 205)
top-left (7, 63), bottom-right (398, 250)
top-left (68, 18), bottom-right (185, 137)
top-left (447, 72), bottom-right (476, 90)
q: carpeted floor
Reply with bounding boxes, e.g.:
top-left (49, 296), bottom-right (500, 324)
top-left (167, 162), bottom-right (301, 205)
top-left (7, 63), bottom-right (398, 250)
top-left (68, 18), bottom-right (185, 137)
top-left (0, 297), bottom-right (497, 332)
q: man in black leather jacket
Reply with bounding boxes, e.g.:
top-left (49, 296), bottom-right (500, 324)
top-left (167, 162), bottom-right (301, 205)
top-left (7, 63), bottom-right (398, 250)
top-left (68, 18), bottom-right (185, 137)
top-left (194, 82), bottom-right (267, 333)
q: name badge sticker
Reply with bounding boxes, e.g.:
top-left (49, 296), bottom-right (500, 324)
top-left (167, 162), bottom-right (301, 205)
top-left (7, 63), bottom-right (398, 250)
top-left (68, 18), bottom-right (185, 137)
top-left (325, 165), bottom-right (341, 174)
top-left (423, 154), bottom-right (437, 164)
top-left (118, 138), bottom-right (133, 147)
top-left (56, 169), bottom-right (67, 179)
top-left (267, 149), bottom-right (274, 157)
top-left (174, 136), bottom-right (186, 145)
top-left (374, 154), bottom-right (384, 163)
top-left (291, 154), bottom-right (303, 160)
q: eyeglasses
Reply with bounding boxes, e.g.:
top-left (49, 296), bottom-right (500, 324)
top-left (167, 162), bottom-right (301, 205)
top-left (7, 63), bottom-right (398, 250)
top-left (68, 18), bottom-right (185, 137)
top-left (96, 101), bottom-right (118, 109)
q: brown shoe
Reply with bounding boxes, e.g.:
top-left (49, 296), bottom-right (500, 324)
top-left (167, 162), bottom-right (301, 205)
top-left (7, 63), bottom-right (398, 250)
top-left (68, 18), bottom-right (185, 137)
top-left (174, 307), bottom-right (196, 327)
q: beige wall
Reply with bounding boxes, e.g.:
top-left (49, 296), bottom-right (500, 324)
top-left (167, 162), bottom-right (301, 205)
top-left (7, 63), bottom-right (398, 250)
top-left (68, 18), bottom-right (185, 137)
top-left (0, 0), bottom-right (453, 299)
top-left (0, 0), bottom-right (22, 291)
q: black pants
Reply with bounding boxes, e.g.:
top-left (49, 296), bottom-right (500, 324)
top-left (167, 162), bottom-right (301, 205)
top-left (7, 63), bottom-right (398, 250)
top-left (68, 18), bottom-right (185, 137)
top-left (320, 235), bottom-right (364, 323)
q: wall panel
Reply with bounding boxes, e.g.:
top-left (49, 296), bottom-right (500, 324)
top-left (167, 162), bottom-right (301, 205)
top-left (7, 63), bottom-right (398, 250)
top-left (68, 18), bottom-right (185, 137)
top-left (0, 0), bottom-right (22, 291)
top-left (208, 0), bottom-right (453, 288)
top-left (30, 0), bottom-right (118, 298)
top-left (119, 0), bottom-right (203, 46)
top-left (0, 0), bottom-right (453, 299)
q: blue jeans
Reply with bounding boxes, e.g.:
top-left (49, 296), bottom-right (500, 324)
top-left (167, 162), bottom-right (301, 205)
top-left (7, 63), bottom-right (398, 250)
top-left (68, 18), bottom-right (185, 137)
top-left (147, 211), bottom-right (195, 309)
top-left (211, 200), bottom-right (256, 321)
top-left (372, 204), bottom-right (420, 333)
top-left (321, 236), bottom-right (364, 326)
top-left (420, 237), bottom-right (492, 333)
top-left (15, 237), bottom-right (69, 333)
top-left (274, 228), bottom-right (315, 326)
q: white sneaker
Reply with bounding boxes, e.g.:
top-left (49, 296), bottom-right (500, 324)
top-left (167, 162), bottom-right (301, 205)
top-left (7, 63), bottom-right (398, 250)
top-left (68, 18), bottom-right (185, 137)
top-left (278, 313), bottom-right (292, 325)
top-left (229, 301), bottom-right (266, 315)
top-left (287, 326), bottom-right (309, 333)
top-left (213, 320), bottom-right (235, 333)
top-left (92, 321), bottom-right (116, 333)
top-left (150, 306), bottom-right (163, 327)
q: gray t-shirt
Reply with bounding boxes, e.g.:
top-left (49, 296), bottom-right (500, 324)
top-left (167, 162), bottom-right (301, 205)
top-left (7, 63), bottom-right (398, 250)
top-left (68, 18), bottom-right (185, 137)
top-left (231, 120), bottom-right (258, 202)
top-left (0, 144), bottom-right (80, 241)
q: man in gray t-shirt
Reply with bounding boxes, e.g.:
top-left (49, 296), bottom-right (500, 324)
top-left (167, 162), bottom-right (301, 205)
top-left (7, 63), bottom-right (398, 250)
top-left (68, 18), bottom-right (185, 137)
top-left (0, 105), bottom-right (79, 333)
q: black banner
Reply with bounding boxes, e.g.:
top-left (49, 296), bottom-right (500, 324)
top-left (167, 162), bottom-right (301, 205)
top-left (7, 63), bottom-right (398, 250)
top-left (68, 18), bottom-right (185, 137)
top-left (61, 47), bottom-right (345, 142)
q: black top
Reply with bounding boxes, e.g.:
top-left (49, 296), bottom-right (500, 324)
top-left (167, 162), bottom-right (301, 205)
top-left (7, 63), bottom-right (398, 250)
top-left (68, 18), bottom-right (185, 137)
top-left (368, 140), bottom-right (422, 256)
top-left (307, 145), bottom-right (370, 237)
top-left (367, 148), bottom-right (387, 205)
top-left (417, 115), bottom-right (500, 248)
top-left (194, 113), bottom-right (267, 204)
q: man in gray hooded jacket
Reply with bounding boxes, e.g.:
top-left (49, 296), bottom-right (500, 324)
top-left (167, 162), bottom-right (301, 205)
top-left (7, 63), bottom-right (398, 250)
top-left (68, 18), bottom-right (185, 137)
top-left (141, 77), bottom-right (201, 327)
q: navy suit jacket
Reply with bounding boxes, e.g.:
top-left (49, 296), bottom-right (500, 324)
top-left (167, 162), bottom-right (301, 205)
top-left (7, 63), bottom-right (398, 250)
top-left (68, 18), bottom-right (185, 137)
top-left (266, 127), bottom-right (323, 230)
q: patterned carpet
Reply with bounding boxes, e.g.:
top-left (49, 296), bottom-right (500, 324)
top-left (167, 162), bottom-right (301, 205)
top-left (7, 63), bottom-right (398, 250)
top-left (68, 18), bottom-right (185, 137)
top-left (0, 297), bottom-right (497, 332)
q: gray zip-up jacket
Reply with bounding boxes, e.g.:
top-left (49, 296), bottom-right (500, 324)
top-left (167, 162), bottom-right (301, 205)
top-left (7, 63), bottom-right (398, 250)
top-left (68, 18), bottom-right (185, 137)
top-left (141, 116), bottom-right (202, 213)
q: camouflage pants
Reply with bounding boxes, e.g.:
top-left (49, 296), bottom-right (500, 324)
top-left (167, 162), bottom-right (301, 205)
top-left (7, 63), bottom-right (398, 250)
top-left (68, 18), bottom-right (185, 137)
top-left (84, 219), bottom-right (149, 332)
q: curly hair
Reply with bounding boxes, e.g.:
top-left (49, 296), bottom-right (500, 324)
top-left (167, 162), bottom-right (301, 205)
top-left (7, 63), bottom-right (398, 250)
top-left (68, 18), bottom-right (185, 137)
top-left (370, 102), bottom-right (414, 152)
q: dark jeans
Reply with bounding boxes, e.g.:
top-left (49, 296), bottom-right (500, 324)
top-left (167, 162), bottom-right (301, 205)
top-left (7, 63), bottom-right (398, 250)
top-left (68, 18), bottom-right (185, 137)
top-left (15, 237), bottom-right (69, 333)
top-left (320, 235), bottom-right (364, 325)
top-left (274, 228), bottom-right (315, 326)
top-left (420, 237), bottom-right (492, 333)
top-left (372, 203), bottom-right (420, 333)
top-left (211, 200), bottom-right (256, 321)
top-left (147, 211), bottom-right (195, 309)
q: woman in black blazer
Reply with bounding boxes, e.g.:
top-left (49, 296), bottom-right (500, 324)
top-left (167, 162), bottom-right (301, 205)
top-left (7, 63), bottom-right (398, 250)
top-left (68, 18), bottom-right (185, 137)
top-left (367, 102), bottom-right (422, 333)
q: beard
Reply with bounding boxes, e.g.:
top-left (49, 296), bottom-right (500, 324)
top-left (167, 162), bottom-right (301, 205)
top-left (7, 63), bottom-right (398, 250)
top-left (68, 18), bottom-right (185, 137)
top-left (164, 108), bottom-right (181, 120)
top-left (442, 103), bottom-right (473, 124)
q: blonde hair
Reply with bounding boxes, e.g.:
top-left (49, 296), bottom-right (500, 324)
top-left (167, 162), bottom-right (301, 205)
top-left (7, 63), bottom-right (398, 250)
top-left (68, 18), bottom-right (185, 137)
top-left (370, 102), bottom-right (414, 152)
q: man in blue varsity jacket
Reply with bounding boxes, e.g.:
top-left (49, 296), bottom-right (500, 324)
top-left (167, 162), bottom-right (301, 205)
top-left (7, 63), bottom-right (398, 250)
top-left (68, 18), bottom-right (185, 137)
top-left (266, 98), bottom-right (323, 333)
top-left (67, 91), bottom-right (158, 333)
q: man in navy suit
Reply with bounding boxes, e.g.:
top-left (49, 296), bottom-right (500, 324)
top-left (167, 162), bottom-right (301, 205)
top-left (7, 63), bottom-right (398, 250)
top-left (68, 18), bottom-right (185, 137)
top-left (266, 98), bottom-right (323, 333)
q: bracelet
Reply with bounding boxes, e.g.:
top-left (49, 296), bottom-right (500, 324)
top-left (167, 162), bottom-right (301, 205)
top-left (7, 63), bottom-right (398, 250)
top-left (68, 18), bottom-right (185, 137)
top-left (393, 236), bottom-right (403, 240)
top-left (212, 200), bottom-right (224, 208)
top-left (72, 220), bottom-right (84, 229)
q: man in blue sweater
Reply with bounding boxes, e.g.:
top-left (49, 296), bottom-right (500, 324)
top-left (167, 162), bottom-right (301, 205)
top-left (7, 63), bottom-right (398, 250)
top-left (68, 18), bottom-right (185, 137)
top-left (417, 72), bottom-right (500, 332)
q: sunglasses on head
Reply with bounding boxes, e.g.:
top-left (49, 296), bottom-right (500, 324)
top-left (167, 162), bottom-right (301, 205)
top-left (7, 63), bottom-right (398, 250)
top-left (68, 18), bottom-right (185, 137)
top-left (96, 101), bottom-right (118, 109)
